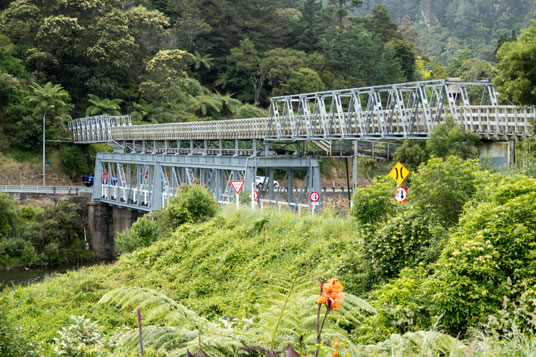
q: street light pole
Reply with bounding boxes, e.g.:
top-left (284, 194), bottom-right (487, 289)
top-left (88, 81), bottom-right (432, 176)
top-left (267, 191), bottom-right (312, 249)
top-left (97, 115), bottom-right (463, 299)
top-left (43, 105), bottom-right (55, 186)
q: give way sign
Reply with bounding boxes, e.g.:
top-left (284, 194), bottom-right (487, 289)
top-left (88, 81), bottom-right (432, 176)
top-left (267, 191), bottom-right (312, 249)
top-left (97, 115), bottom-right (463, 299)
top-left (230, 180), bottom-right (245, 194)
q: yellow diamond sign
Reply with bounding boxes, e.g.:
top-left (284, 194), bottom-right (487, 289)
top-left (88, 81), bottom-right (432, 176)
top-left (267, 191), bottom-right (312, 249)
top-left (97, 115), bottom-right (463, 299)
top-left (389, 162), bottom-right (410, 185)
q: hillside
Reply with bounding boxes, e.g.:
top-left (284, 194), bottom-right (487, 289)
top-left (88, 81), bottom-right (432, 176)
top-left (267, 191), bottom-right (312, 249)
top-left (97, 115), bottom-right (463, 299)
top-left (0, 153), bottom-right (79, 186)
top-left (2, 157), bottom-right (536, 355)
top-left (358, 0), bottom-right (536, 63)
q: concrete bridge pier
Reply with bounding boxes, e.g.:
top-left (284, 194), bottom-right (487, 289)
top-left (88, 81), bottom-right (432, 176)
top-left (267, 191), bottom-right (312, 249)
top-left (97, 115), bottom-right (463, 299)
top-left (479, 141), bottom-right (515, 170)
top-left (88, 202), bottom-right (144, 259)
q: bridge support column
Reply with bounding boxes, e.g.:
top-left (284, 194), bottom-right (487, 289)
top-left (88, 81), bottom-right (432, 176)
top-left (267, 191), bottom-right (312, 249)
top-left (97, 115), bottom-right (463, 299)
top-left (479, 141), bottom-right (515, 170)
top-left (88, 201), bottom-right (144, 259)
top-left (353, 140), bottom-right (359, 189)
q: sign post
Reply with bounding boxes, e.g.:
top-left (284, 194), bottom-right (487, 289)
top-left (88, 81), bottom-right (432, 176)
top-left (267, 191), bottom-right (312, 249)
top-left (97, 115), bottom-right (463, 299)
top-left (388, 162), bottom-right (410, 185)
top-left (250, 182), bottom-right (258, 210)
top-left (310, 191), bottom-right (320, 215)
top-left (230, 180), bottom-right (245, 210)
top-left (394, 186), bottom-right (408, 202)
top-left (389, 162), bottom-right (410, 203)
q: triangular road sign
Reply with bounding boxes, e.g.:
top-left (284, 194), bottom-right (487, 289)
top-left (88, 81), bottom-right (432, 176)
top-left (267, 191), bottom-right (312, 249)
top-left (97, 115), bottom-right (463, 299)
top-left (230, 180), bottom-right (245, 194)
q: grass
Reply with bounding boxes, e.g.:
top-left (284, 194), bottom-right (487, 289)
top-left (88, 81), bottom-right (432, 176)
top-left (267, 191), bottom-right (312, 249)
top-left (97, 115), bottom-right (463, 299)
top-left (0, 207), bottom-right (357, 353)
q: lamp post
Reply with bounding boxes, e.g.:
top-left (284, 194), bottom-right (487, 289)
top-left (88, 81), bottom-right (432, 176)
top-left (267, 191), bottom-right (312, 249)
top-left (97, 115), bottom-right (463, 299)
top-left (42, 105), bottom-right (54, 186)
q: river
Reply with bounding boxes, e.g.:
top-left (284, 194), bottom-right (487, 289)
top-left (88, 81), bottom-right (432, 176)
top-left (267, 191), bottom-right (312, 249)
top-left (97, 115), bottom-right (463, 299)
top-left (0, 262), bottom-right (96, 292)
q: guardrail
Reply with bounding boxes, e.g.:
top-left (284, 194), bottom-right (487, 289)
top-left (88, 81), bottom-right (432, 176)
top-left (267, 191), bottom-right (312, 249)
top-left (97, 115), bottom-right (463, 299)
top-left (0, 185), bottom-right (93, 195)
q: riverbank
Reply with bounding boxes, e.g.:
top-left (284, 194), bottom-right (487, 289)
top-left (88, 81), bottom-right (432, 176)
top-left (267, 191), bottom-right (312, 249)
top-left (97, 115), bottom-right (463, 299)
top-left (0, 260), bottom-right (101, 291)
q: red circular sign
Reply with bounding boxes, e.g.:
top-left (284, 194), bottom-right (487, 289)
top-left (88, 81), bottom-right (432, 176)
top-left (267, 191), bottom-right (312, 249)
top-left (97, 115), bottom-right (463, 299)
top-left (310, 191), bottom-right (320, 202)
top-left (250, 191), bottom-right (258, 201)
top-left (102, 172), bottom-right (109, 180)
top-left (394, 186), bottom-right (408, 202)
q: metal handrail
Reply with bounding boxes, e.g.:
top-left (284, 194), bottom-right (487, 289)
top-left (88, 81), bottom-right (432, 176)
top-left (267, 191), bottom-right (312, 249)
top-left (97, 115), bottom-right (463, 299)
top-left (0, 185), bottom-right (93, 194)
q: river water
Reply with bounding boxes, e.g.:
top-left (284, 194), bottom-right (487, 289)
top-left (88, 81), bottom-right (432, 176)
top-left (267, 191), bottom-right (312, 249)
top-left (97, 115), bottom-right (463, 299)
top-left (0, 262), bottom-right (96, 292)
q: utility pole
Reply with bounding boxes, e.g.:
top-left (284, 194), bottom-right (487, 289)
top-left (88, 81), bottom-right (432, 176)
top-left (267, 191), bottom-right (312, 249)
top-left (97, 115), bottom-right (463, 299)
top-left (42, 105), bottom-right (55, 186)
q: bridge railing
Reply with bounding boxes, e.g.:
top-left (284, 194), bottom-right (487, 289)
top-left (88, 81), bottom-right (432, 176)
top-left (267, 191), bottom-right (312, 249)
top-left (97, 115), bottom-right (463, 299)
top-left (0, 185), bottom-right (93, 194)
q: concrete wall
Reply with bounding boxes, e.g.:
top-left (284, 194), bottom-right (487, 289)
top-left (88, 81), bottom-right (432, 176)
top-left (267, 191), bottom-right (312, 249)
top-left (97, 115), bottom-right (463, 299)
top-left (88, 202), bottom-right (144, 259)
top-left (479, 141), bottom-right (515, 170)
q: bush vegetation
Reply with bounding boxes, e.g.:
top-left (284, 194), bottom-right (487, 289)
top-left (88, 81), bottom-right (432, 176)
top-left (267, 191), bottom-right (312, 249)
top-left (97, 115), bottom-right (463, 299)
top-left (1, 165), bottom-right (536, 355)
top-left (0, 193), bottom-right (93, 267)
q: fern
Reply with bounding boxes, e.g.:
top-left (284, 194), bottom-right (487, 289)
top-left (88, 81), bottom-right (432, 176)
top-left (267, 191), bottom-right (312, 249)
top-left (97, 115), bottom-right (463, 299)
top-left (99, 287), bottom-right (242, 356)
top-left (99, 280), bottom-right (377, 356)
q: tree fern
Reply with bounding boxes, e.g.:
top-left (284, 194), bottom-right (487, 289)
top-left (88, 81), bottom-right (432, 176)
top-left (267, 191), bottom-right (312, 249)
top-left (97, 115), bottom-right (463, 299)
top-left (99, 287), bottom-right (242, 356)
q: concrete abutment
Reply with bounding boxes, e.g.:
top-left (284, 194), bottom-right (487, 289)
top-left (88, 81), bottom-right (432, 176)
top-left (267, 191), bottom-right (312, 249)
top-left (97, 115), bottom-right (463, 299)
top-left (88, 202), bottom-right (144, 259)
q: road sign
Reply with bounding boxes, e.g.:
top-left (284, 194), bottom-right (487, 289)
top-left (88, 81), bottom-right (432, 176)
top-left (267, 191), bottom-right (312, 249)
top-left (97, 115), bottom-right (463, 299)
top-left (310, 191), bottom-right (320, 202)
top-left (230, 180), bottom-right (245, 194)
top-left (394, 186), bottom-right (408, 203)
top-left (44, 163), bottom-right (51, 167)
top-left (102, 172), bottom-right (109, 180)
top-left (250, 191), bottom-right (258, 201)
top-left (389, 162), bottom-right (410, 185)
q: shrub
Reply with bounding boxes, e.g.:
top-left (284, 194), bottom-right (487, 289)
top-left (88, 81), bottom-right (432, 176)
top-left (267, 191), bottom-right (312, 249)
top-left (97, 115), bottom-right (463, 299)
top-left (361, 206), bottom-right (448, 285)
top-left (116, 216), bottom-right (159, 253)
top-left (350, 175), bottom-right (398, 226)
top-left (428, 174), bottom-right (536, 334)
top-left (410, 156), bottom-right (479, 227)
top-left (60, 145), bottom-right (89, 178)
top-left (0, 192), bottom-right (18, 239)
top-left (157, 184), bottom-right (218, 230)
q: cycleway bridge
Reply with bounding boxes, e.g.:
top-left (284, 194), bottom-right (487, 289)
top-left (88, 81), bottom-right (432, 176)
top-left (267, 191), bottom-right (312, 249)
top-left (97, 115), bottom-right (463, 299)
top-left (68, 79), bottom-right (534, 212)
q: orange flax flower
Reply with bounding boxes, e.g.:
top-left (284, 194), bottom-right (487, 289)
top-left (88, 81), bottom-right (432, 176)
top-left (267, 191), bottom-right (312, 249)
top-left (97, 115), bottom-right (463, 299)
top-left (317, 278), bottom-right (344, 311)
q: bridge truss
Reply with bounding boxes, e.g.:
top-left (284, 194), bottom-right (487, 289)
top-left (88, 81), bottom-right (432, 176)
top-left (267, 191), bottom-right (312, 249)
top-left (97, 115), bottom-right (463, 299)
top-left (69, 80), bottom-right (534, 144)
top-left (94, 153), bottom-right (321, 212)
top-left (68, 79), bottom-right (535, 212)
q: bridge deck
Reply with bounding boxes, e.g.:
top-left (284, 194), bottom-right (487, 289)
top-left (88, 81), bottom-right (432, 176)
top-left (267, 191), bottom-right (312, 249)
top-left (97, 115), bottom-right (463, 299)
top-left (68, 80), bottom-right (535, 144)
top-left (70, 105), bottom-right (533, 144)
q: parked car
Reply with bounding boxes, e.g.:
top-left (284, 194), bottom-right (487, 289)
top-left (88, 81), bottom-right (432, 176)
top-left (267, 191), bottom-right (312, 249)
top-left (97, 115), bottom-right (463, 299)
top-left (81, 175), bottom-right (94, 187)
top-left (255, 176), bottom-right (280, 190)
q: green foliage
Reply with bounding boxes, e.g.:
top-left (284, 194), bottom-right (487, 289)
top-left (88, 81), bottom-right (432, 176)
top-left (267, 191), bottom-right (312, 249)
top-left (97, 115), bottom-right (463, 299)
top-left (393, 141), bottom-right (429, 171)
top-left (350, 175), bottom-right (397, 226)
top-left (410, 156), bottom-right (478, 226)
top-left (85, 94), bottom-right (122, 116)
top-left (59, 145), bottom-right (88, 178)
top-left (26, 82), bottom-right (72, 116)
top-left (0, 306), bottom-right (37, 356)
top-left (361, 206), bottom-right (448, 284)
top-left (429, 174), bottom-right (536, 334)
top-left (494, 21), bottom-right (536, 105)
top-left (156, 185), bottom-right (218, 230)
top-left (0, 195), bottom-right (90, 267)
top-left (426, 115), bottom-right (481, 160)
top-left (116, 216), bottom-right (158, 253)
top-left (0, 192), bottom-right (18, 239)
top-left (52, 315), bottom-right (107, 356)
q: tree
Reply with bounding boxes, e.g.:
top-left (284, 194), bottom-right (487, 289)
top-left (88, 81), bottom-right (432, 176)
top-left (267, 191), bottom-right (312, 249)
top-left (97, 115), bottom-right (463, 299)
top-left (85, 94), bottom-right (122, 116)
top-left (139, 49), bottom-right (194, 104)
top-left (280, 68), bottom-right (324, 95)
top-left (365, 4), bottom-right (401, 43)
top-left (130, 99), bottom-right (162, 123)
top-left (260, 48), bottom-right (306, 94)
top-left (447, 48), bottom-right (472, 77)
top-left (426, 115), bottom-right (481, 160)
top-left (398, 15), bottom-right (420, 54)
top-left (327, 0), bottom-right (363, 34)
top-left (226, 38), bottom-right (266, 105)
top-left (385, 38), bottom-right (416, 81)
top-left (26, 81), bottom-right (72, 116)
top-left (0, 193), bottom-right (18, 240)
top-left (494, 21), bottom-right (536, 105)
top-left (458, 58), bottom-right (497, 81)
top-left (292, 0), bottom-right (324, 52)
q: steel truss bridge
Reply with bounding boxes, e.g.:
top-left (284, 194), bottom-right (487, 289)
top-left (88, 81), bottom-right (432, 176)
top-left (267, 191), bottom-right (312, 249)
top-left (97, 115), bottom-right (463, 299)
top-left (69, 79), bottom-right (535, 212)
